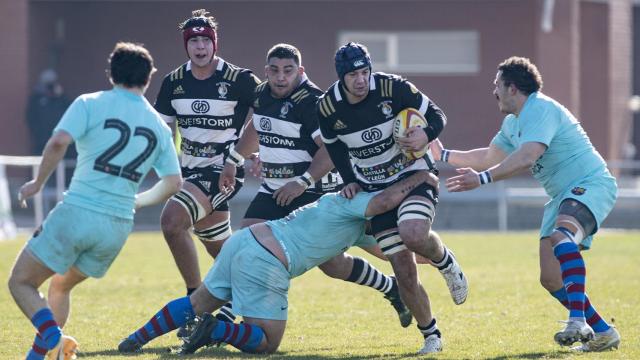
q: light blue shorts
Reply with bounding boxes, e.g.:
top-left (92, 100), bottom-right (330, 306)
top-left (204, 228), bottom-right (290, 320)
top-left (27, 202), bottom-right (133, 278)
top-left (540, 172), bottom-right (617, 249)
top-left (354, 234), bottom-right (377, 248)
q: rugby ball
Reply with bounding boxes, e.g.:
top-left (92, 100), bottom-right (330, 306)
top-left (392, 108), bottom-right (428, 160)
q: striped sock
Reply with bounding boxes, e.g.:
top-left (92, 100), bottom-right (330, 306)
top-left (211, 321), bottom-right (264, 352)
top-left (216, 302), bottom-right (236, 322)
top-left (346, 257), bottom-right (394, 294)
top-left (128, 296), bottom-right (194, 345)
top-left (550, 288), bottom-right (611, 333)
top-left (25, 334), bottom-right (47, 360)
top-left (433, 247), bottom-right (453, 271)
top-left (418, 318), bottom-right (441, 339)
top-left (30, 308), bottom-right (61, 350)
top-left (553, 228), bottom-right (587, 320)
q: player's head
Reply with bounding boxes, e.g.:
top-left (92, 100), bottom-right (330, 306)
top-left (335, 42), bottom-right (371, 98)
top-left (265, 43), bottom-right (304, 99)
top-left (179, 9), bottom-right (218, 66)
top-left (494, 56), bottom-right (543, 114)
top-left (108, 42), bottom-right (156, 91)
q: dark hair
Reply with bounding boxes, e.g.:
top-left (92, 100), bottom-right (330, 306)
top-left (179, 9), bottom-right (218, 31)
top-left (109, 42), bottom-right (155, 88)
top-left (266, 43), bottom-right (301, 65)
top-left (497, 56), bottom-right (543, 95)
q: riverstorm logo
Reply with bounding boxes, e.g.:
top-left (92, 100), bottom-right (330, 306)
top-left (259, 117), bottom-right (272, 131)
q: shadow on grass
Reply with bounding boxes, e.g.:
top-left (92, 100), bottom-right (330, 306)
top-left (483, 350), bottom-right (571, 360)
top-left (80, 345), bottom-right (426, 359)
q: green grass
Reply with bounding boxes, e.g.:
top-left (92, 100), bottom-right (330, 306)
top-left (1, 231), bottom-right (638, 359)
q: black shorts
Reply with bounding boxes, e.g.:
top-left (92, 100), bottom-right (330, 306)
top-left (370, 181), bottom-right (438, 235)
top-left (182, 166), bottom-right (244, 212)
top-left (244, 191), bottom-right (323, 220)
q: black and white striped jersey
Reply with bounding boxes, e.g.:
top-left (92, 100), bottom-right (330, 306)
top-left (318, 72), bottom-right (445, 191)
top-left (253, 75), bottom-right (342, 194)
top-left (154, 59), bottom-right (260, 170)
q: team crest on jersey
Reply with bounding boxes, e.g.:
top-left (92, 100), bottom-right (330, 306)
top-left (280, 102), bottom-right (293, 118)
top-left (378, 101), bottom-right (393, 118)
top-left (259, 117), bottom-right (272, 131)
top-left (571, 187), bottom-right (586, 195)
top-left (173, 85), bottom-right (185, 95)
top-left (217, 82), bottom-right (230, 99)
top-left (333, 119), bottom-right (347, 130)
top-left (361, 128), bottom-right (383, 143)
top-left (191, 100), bottom-right (210, 114)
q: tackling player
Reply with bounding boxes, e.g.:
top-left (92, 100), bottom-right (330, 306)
top-left (118, 171), bottom-right (438, 355)
top-left (317, 42), bottom-right (468, 353)
top-left (431, 56), bottom-right (620, 352)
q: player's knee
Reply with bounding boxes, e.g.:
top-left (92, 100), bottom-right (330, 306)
top-left (539, 273), bottom-right (563, 292)
top-left (398, 221), bottom-right (429, 251)
top-left (160, 210), bottom-right (191, 237)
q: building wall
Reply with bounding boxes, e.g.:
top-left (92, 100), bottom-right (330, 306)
top-left (2, 0), bottom-right (625, 161)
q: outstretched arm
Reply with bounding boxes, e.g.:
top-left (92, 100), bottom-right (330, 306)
top-left (18, 131), bottom-right (73, 207)
top-left (365, 171), bottom-right (438, 217)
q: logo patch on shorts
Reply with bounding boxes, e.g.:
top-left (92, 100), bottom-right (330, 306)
top-left (571, 187), bottom-right (586, 195)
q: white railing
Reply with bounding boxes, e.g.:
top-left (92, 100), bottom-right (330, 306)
top-left (0, 155), bottom-right (69, 227)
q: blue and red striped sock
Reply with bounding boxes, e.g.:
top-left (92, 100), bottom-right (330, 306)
top-left (211, 321), bottom-right (264, 352)
top-left (127, 296), bottom-right (194, 345)
top-left (30, 308), bottom-right (61, 350)
top-left (550, 288), bottom-right (610, 332)
top-left (25, 334), bottom-right (47, 360)
top-left (553, 228), bottom-right (587, 320)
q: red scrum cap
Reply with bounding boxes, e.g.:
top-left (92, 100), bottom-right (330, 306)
top-left (180, 14), bottom-right (218, 54)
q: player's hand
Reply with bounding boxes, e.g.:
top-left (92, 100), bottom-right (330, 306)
top-left (340, 182), bottom-right (362, 199)
top-left (273, 181), bottom-right (306, 207)
top-left (422, 171), bottom-right (440, 190)
top-left (396, 126), bottom-right (429, 152)
top-left (18, 180), bottom-right (41, 208)
top-left (247, 153), bottom-right (262, 178)
top-left (219, 163), bottom-right (237, 195)
top-left (445, 168), bottom-right (481, 192)
top-left (429, 139), bottom-right (444, 162)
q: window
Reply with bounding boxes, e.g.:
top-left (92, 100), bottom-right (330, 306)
top-left (338, 31), bottom-right (480, 75)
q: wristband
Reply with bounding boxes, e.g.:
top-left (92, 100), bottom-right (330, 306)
top-left (226, 149), bottom-right (245, 166)
top-left (478, 170), bottom-right (493, 185)
top-left (441, 149), bottom-right (451, 162)
top-left (295, 172), bottom-right (315, 190)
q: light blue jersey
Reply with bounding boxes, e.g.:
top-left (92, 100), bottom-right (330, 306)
top-left (55, 87), bottom-right (180, 219)
top-left (267, 191), bottom-right (375, 277)
top-left (491, 92), bottom-right (610, 198)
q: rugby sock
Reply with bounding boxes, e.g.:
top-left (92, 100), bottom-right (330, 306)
top-left (433, 247), bottom-right (453, 271)
top-left (30, 308), bottom-right (61, 350)
top-left (346, 257), bottom-right (394, 294)
top-left (553, 228), bottom-right (587, 320)
top-left (215, 302), bottom-right (236, 322)
top-left (418, 318), bottom-right (441, 339)
top-left (128, 296), bottom-right (194, 345)
top-left (211, 321), bottom-right (264, 352)
top-left (550, 288), bottom-right (611, 333)
top-left (26, 334), bottom-right (47, 360)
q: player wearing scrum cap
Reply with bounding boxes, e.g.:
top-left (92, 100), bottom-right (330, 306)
top-left (317, 42), bottom-right (467, 354)
top-left (153, 9), bottom-right (260, 306)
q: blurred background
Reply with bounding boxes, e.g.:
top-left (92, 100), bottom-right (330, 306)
top-left (0, 0), bottom-right (638, 236)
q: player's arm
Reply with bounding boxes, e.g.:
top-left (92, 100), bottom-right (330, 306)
top-left (430, 139), bottom-right (508, 171)
top-left (446, 141), bottom-right (546, 192)
top-left (135, 175), bottom-right (182, 209)
top-left (18, 130), bottom-right (73, 207)
top-left (365, 170), bottom-right (438, 217)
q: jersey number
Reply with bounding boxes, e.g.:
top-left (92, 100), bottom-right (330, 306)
top-left (94, 119), bottom-right (157, 182)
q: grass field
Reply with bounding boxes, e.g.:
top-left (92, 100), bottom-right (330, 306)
top-left (1, 230), bottom-right (638, 359)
